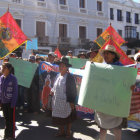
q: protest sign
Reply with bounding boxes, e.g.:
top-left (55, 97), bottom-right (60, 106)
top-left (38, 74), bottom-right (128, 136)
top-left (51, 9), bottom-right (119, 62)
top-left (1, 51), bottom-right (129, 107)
top-left (67, 58), bottom-right (87, 69)
top-left (78, 61), bottom-right (137, 117)
top-left (9, 58), bottom-right (38, 88)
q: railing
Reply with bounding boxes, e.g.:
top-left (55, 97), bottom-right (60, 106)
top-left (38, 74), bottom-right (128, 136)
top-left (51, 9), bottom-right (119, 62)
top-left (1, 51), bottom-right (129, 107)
top-left (12, 0), bottom-right (22, 3)
top-left (37, 1), bottom-right (46, 7)
top-left (59, 5), bottom-right (68, 10)
top-left (37, 36), bottom-right (49, 46)
top-left (79, 8), bottom-right (87, 14)
top-left (78, 38), bottom-right (90, 45)
top-left (58, 37), bottom-right (71, 45)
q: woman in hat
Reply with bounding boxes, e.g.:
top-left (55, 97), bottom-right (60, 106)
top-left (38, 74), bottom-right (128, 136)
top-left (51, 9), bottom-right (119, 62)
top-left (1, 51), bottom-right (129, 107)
top-left (95, 45), bottom-right (132, 140)
top-left (51, 57), bottom-right (77, 138)
top-left (77, 52), bottom-right (87, 59)
top-left (0, 62), bottom-right (18, 140)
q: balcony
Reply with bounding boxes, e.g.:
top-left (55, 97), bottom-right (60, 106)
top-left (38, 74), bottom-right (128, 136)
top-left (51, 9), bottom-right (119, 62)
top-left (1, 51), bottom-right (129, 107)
top-left (37, 36), bottom-right (49, 46)
top-left (78, 38), bottom-right (90, 48)
top-left (58, 37), bottom-right (71, 45)
top-left (79, 8), bottom-right (87, 14)
top-left (12, 0), bottom-right (22, 3)
top-left (97, 11), bottom-right (104, 16)
top-left (59, 4), bottom-right (68, 11)
top-left (37, 1), bottom-right (46, 7)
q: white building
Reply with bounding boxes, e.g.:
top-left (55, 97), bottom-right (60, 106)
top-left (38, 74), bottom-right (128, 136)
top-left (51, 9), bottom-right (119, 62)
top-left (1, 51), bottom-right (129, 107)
top-left (0, 0), bottom-right (139, 56)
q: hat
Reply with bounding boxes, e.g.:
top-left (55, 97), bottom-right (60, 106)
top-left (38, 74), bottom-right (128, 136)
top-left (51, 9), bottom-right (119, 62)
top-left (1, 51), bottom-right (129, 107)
top-left (28, 55), bottom-right (35, 61)
top-left (87, 45), bottom-right (100, 57)
top-left (9, 53), bottom-right (17, 57)
top-left (134, 52), bottom-right (140, 61)
top-left (99, 45), bottom-right (120, 58)
top-left (57, 57), bottom-right (72, 67)
top-left (68, 50), bottom-right (72, 53)
top-left (48, 52), bottom-right (56, 57)
top-left (77, 52), bottom-right (86, 58)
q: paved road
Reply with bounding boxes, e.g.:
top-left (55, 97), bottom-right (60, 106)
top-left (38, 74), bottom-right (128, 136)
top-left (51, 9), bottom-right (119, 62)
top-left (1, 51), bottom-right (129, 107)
top-left (0, 110), bottom-right (140, 140)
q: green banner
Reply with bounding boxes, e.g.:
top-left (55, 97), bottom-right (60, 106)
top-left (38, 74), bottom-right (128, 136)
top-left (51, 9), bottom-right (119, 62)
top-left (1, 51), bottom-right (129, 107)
top-left (9, 58), bottom-right (38, 88)
top-left (67, 57), bottom-right (88, 69)
top-left (78, 62), bottom-right (137, 117)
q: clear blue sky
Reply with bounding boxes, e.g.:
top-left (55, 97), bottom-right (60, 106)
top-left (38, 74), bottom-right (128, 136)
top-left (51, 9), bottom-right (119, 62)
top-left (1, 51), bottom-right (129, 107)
top-left (133, 0), bottom-right (140, 3)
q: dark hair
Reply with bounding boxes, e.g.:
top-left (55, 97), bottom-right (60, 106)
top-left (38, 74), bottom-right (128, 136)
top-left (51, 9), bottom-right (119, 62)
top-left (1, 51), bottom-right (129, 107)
top-left (108, 51), bottom-right (120, 63)
top-left (2, 62), bottom-right (15, 75)
top-left (137, 57), bottom-right (140, 62)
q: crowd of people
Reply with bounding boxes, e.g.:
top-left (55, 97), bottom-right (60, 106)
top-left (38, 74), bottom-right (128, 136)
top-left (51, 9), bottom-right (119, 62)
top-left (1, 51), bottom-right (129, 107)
top-left (0, 44), bottom-right (140, 140)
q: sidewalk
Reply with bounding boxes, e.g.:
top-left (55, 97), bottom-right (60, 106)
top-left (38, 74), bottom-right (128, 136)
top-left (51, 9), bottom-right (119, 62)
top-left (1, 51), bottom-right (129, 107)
top-left (0, 111), bottom-right (140, 140)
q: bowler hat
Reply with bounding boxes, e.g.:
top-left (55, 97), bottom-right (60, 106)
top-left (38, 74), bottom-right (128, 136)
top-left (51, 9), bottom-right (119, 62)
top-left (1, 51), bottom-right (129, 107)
top-left (57, 57), bottom-right (72, 67)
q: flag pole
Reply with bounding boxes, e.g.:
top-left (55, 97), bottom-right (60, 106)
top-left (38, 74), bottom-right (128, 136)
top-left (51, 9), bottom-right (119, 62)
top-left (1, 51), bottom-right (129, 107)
top-left (7, 4), bottom-right (10, 12)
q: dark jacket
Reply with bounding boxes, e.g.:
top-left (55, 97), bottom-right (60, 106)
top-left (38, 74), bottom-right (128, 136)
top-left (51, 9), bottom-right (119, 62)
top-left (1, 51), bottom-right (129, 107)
top-left (66, 73), bottom-right (77, 104)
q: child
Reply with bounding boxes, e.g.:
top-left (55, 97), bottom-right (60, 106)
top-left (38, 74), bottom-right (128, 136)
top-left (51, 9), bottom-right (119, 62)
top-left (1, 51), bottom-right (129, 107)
top-left (41, 75), bottom-right (51, 111)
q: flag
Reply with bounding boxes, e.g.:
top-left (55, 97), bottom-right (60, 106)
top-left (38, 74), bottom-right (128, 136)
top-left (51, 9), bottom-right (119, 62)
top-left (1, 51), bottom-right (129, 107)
top-left (0, 11), bottom-right (27, 59)
top-left (101, 39), bottom-right (134, 65)
top-left (26, 38), bottom-right (38, 50)
top-left (54, 48), bottom-right (62, 59)
top-left (94, 25), bottom-right (125, 48)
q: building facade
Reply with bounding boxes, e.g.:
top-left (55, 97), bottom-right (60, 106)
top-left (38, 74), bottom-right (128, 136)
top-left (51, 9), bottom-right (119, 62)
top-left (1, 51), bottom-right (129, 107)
top-left (0, 0), bottom-right (139, 56)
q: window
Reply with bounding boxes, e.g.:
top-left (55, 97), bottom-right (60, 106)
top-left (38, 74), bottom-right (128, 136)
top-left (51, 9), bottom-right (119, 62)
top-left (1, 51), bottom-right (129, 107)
top-left (59, 0), bottom-right (66, 5)
top-left (118, 30), bottom-right (122, 36)
top-left (97, 1), bottom-right (102, 11)
top-left (110, 8), bottom-right (114, 20)
top-left (135, 13), bottom-right (139, 24)
top-left (125, 26), bottom-right (137, 39)
top-left (97, 28), bottom-right (103, 37)
top-left (36, 21), bottom-right (45, 36)
top-left (136, 32), bottom-right (139, 39)
top-left (117, 9), bottom-right (123, 21)
top-left (79, 26), bottom-right (86, 39)
top-left (126, 12), bottom-right (131, 23)
top-left (79, 0), bottom-right (85, 8)
top-left (15, 19), bottom-right (21, 28)
top-left (59, 24), bottom-right (67, 37)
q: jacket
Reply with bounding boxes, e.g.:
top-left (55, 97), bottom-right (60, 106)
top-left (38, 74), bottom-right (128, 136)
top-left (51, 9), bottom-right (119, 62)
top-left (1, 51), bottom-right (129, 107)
top-left (66, 73), bottom-right (77, 104)
top-left (0, 74), bottom-right (18, 108)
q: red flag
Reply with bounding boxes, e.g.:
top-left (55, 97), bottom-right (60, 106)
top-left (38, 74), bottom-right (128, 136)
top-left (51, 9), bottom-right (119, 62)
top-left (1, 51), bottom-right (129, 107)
top-left (54, 48), bottom-right (62, 59)
top-left (0, 11), bottom-right (27, 59)
top-left (102, 39), bottom-right (134, 65)
top-left (94, 25), bottom-right (125, 48)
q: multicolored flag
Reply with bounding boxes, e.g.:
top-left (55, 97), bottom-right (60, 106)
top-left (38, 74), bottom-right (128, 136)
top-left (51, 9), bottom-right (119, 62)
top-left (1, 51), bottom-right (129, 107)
top-left (54, 48), bottom-right (62, 59)
top-left (94, 25), bottom-right (125, 48)
top-left (102, 39), bottom-right (134, 65)
top-left (0, 11), bottom-right (27, 59)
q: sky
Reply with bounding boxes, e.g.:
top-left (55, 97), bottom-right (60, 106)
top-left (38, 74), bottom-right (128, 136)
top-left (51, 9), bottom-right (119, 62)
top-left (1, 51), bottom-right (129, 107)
top-left (133, 0), bottom-right (140, 3)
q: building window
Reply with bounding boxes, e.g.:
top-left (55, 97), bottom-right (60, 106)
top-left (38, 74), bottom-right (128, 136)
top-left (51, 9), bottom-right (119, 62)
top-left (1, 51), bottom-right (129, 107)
top-left (110, 8), bottom-right (114, 20)
top-left (117, 9), bottom-right (123, 21)
top-left (79, 0), bottom-right (85, 8)
top-left (125, 26), bottom-right (137, 39)
top-left (97, 28), bottom-right (103, 37)
top-left (36, 21), bottom-right (45, 36)
top-left (59, 0), bottom-right (66, 5)
top-left (136, 32), bottom-right (139, 39)
top-left (135, 13), bottom-right (139, 24)
top-left (79, 26), bottom-right (86, 39)
top-left (97, 1), bottom-right (102, 11)
top-left (59, 24), bottom-right (67, 37)
top-left (15, 19), bottom-right (21, 28)
top-left (118, 30), bottom-right (122, 36)
top-left (126, 12), bottom-right (131, 23)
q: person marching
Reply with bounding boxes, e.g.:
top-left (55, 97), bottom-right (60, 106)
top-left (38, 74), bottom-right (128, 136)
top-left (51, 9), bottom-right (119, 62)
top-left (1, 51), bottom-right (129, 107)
top-left (51, 57), bottom-right (77, 138)
top-left (95, 45), bottom-right (133, 140)
top-left (0, 62), bottom-right (18, 140)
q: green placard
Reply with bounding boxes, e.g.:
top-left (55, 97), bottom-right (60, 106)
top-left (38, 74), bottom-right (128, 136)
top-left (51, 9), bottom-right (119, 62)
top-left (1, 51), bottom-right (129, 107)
top-left (67, 57), bottom-right (88, 69)
top-left (78, 61), bottom-right (137, 117)
top-left (9, 58), bottom-right (38, 88)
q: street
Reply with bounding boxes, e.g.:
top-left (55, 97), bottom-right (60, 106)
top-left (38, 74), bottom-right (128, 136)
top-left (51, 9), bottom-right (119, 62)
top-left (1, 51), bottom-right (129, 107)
top-left (0, 111), bottom-right (140, 140)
